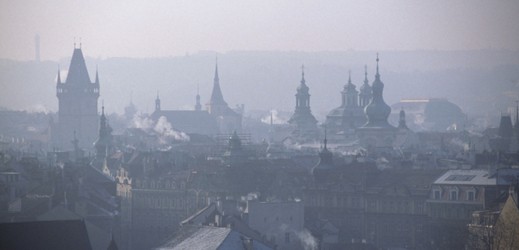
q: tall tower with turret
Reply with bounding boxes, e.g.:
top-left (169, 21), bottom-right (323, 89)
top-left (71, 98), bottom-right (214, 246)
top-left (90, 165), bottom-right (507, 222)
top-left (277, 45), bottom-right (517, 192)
top-left (53, 45), bottom-right (99, 150)
top-left (288, 66), bottom-right (318, 142)
top-left (206, 62), bottom-right (242, 133)
top-left (359, 65), bottom-right (372, 107)
top-left (356, 54), bottom-right (396, 150)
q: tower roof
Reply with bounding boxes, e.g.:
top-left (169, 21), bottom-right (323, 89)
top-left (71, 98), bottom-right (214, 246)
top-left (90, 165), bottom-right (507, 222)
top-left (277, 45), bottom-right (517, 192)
top-left (359, 65), bottom-right (371, 93)
top-left (208, 62), bottom-right (227, 105)
top-left (65, 48), bottom-right (91, 85)
top-left (363, 54), bottom-right (393, 128)
top-left (297, 65), bottom-right (309, 92)
top-left (344, 70), bottom-right (357, 92)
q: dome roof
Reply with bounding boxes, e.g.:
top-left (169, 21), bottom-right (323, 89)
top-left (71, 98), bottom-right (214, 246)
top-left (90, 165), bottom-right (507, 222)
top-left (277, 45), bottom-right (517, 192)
top-left (363, 56), bottom-right (393, 128)
top-left (391, 98), bottom-right (465, 131)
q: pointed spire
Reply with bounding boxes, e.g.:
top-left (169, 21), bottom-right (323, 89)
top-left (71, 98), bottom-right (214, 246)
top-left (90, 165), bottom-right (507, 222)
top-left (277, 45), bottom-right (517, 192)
top-left (348, 70), bottom-right (352, 84)
top-left (57, 65), bottom-right (62, 84)
top-left (214, 57), bottom-right (219, 81)
top-left (375, 53), bottom-right (380, 79)
top-left (208, 60), bottom-right (227, 106)
top-left (95, 65), bottom-right (99, 84)
top-left (301, 64), bottom-right (305, 83)
top-left (364, 65), bottom-right (368, 84)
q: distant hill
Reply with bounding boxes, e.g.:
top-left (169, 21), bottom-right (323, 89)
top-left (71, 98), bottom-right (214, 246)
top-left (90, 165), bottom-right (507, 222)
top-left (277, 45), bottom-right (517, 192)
top-left (1, 50), bottom-right (518, 124)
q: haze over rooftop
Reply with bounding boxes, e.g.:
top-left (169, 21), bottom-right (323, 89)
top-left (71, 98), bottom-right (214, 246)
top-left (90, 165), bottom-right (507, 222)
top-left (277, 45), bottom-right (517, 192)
top-left (1, 0), bottom-right (519, 61)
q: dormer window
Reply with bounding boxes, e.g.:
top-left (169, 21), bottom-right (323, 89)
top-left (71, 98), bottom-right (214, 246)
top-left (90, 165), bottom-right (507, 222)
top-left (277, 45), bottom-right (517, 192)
top-left (450, 187), bottom-right (459, 201)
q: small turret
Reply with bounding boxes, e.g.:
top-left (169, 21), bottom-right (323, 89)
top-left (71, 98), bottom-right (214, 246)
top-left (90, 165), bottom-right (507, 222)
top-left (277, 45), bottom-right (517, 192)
top-left (398, 108), bottom-right (408, 130)
top-left (195, 85), bottom-right (201, 111)
top-left (155, 92), bottom-right (161, 112)
top-left (57, 66), bottom-right (62, 85)
top-left (359, 65), bottom-right (372, 107)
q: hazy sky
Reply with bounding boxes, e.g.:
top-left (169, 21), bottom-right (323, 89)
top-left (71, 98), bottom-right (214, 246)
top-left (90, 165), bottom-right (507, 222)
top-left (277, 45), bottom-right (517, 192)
top-left (1, 0), bottom-right (519, 61)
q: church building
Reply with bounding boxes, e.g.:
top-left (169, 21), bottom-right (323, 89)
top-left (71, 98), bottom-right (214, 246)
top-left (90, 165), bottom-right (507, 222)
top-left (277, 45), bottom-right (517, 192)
top-left (288, 66), bottom-right (319, 143)
top-left (151, 62), bottom-right (241, 136)
top-left (325, 68), bottom-right (370, 142)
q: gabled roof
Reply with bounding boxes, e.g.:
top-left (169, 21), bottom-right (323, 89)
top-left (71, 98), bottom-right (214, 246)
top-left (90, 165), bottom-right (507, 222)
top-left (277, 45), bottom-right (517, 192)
top-left (433, 169), bottom-right (495, 186)
top-left (0, 220), bottom-right (92, 250)
top-left (66, 48), bottom-right (92, 85)
top-left (156, 225), bottom-right (273, 250)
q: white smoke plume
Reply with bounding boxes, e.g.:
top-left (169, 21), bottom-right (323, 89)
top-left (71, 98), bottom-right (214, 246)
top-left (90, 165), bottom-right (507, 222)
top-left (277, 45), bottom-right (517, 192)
top-left (154, 116), bottom-right (190, 142)
top-left (131, 113), bottom-right (154, 130)
top-left (296, 229), bottom-right (318, 250)
top-left (131, 114), bottom-right (190, 142)
top-left (261, 109), bottom-right (288, 124)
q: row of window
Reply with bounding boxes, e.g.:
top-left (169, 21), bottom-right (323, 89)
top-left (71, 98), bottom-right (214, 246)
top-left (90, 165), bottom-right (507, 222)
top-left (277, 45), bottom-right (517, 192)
top-left (433, 189), bottom-right (476, 201)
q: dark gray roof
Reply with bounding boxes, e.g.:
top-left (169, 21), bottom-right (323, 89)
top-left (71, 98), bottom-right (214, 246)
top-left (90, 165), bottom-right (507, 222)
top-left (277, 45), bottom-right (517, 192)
top-left (66, 48), bottom-right (92, 85)
top-left (0, 220), bottom-right (92, 250)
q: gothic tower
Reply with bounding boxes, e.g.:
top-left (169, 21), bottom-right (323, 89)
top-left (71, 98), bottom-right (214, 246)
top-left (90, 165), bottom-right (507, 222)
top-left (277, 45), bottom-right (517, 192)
top-left (206, 62), bottom-right (242, 133)
top-left (54, 45), bottom-right (99, 150)
top-left (206, 63), bottom-right (227, 116)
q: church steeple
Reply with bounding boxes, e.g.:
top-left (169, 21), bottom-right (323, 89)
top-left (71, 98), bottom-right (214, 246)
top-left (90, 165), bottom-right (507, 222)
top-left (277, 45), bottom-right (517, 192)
top-left (94, 104), bottom-right (113, 161)
top-left (288, 65), bottom-right (318, 141)
top-left (342, 70), bottom-right (358, 107)
top-left (210, 61), bottom-right (225, 105)
top-left (359, 65), bottom-right (372, 107)
top-left (363, 54), bottom-right (392, 128)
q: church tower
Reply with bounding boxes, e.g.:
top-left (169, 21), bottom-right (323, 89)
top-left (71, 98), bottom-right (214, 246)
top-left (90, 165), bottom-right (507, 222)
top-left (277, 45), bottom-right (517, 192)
top-left (363, 55), bottom-right (392, 128)
top-left (343, 71), bottom-right (358, 108)
top-left (94, 105), bottom-right (113, 161)
top-left (206, 62), bottom-right (242, 133)
top-left (54, 45), bottom-right (99, 150)
top-left (288, 66), bottom-right (318, 142)
top-left (356, 54), bottom-right (396, 150)
top-left (206, 63), bottom-right (227, 116)
top-left (359, 65), bottom-right (372, 107)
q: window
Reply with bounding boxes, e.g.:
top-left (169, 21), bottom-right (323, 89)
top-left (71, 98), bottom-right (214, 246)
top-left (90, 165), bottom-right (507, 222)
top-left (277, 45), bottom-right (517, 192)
top-left (285, 232), bottom-right (290, 243)
top-left (450, 190), bottom-right (458, 201)
top-left (433, 190), bottom-right (441, 200)
top-left (467, 191), bottom-right (475, 201)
